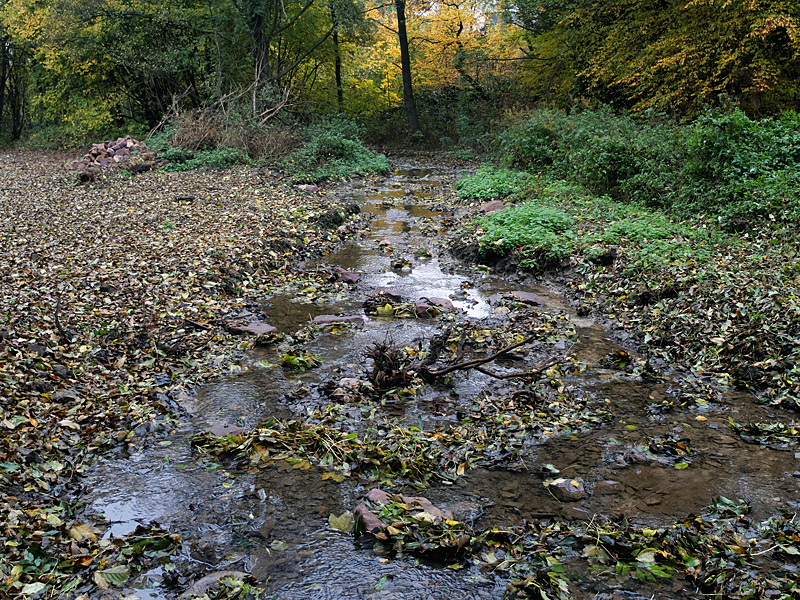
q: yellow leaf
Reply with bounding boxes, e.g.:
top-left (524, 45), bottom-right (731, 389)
top-left (94, 571), bottom-right (109, 590)
top-left (376, 303), bottom-right (395, 316)
top-left (69, 523), bottom-right (100, 542)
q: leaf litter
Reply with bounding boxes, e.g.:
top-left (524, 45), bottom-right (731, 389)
top-left (0, 154), bottom-right (369, 597)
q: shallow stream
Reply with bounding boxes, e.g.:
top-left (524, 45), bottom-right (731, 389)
top-left (78, 166), bottom-right (800, 599)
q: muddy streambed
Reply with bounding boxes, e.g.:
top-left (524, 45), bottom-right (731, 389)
top-left (77, 166), bottom-right (800, 599)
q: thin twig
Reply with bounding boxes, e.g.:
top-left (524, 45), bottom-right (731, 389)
top-left (54, 292), bottom-right (70, 346)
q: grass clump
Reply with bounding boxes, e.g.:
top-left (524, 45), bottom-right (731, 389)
top-left (281, 117), bottom-right (390, 183)
top-left (454, 166), bottom-right (531, 200)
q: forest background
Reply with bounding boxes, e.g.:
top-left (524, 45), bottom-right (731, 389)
top-left (1, 0), bottom-right (799, 151)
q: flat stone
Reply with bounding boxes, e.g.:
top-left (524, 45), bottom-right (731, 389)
top-left (425, 297), bottom-right (455, 311)
top-left (226, 321), bottom-right (277, 336)
top-left (26, 343), bottom-right (48, 356)
top-left (478, 200), bottom-right (505, 213)
top-left (179, 571), bottom-right (250, 600)
top-left (561, 506), bottom-right (592, 521)
top-left (548, 478), bottom-right (587, 502)
top-left (332, 266), bottom-right (360, 284)
top-left (365, 489), bottom-right (454, 520)
top-left (208, 423), bottom-right (245, 437)
top-left (369, 287), bottom-right (402, 303)
top-left (509, 291), bottom-right (545, 305)
top-left (593, 480), bottom-right (623, 495)
top-left (294, 184), bottom-right (319, 193)
top-left (52, 389), bottom-right (81, 401)
top-left (313, 315), bottom-right (365, 325)
top-left (354, 501), bottom-right (385, 534)
top-left (414, 301), bottom-right (436, 316)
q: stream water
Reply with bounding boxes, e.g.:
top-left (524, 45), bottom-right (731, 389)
top-left (77, 166), bottom-right (800, 600)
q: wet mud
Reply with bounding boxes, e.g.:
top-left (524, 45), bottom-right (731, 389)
top-left (78, 165), bottom-right (800, 599)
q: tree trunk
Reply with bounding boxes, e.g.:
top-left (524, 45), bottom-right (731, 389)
top-left (333, 29), bottom-right (343, 109)
top-left (394, 0), bottom-right (420, 133)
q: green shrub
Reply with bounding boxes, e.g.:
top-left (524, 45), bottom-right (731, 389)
top-left (678, 109), bottom-right (800, 226)
top-left (497, 106), bottom-right (800, 226)
top-left (162, 147), bottom-right (251, 171)
top-left (281, 116), bottom-right (390, 183)
top-left (499, 107), bottom-right (683, 201)
top-left (455, 166), bottom-right (531, 200)
top-left (477, 204), bottom-right (575, 269)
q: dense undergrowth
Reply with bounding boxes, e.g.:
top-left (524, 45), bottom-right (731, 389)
top-left (499, 107), bottom-right (800, 229)
top-left (145, 113), bottom-right (389, 183)
top-left (453, 107), bottom-right (800, 409)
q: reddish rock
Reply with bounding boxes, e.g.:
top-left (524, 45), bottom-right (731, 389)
top-left (354, 502), bottom-right (385, 534)
top-left (548, 478), bottom-right (587, 502)
top-left (425, 297), bottom-right (455, 311)
top-left (208, 423), bottom-right (245, 437)
top-left (332, 267), bottom-right (360, 284)
top-left (364, 488), bottom-right (454, 520)
top-left (414, 301), bottom-right (437, 316)
top-left (478, 200), bottom-right (505, 214)
top-left (368, 287), bottom-right (402, 303)
top-left (226, 321), bottom-right (277, 336)
top-left (509, 291), bottom-right (545, 305)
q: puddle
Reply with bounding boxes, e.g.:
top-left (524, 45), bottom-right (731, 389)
top-left (79, 165), bottom-right (800, 599)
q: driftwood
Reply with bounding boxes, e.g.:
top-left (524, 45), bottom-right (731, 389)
top-left (420, 334), bottom-right (536, 379)
top-left (368, 327), bottom-right (568, 388)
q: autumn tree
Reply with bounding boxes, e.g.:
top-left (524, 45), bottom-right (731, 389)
top-left (507, 0), bottom-right (800, 115)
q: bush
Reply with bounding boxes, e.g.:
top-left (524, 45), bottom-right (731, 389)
top-left (161, 147), bottom-right (251, 172)
top-left (499, 107), bottom-right (683, 201)
top-left (679, 109), bottom-right (800, 226)
top-left (477, 204), bottom-right (575, 270)
top-left (280, 116), bottom-right (390, 183)
top-left (497, 106), bottom-right (800, 226)
top-left (455, 166), bottom-right (531, 200)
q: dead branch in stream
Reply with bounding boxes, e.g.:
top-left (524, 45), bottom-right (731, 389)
top-left (416, 335), bottom-right (558, 380)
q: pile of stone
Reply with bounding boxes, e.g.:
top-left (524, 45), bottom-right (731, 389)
top-left (64, 135), bottom-right (148, 170)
